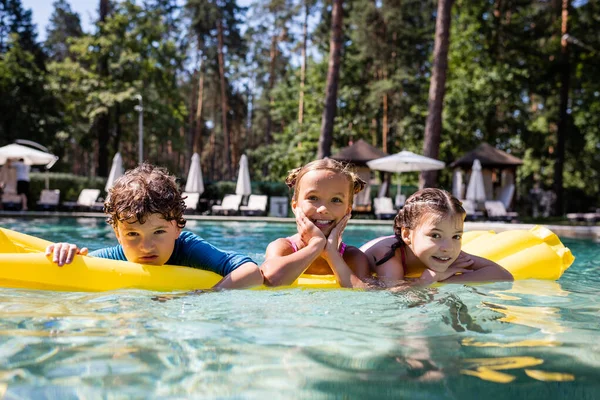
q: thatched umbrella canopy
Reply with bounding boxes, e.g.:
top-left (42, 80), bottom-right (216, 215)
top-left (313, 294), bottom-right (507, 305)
top-left (330, 139), bottom-right (387, 212)
top-left (450, 143), bottom-right (523, 208)
top-left (450, 142), bottom-right (523, 169)
top-left (330, 139), bottom-right (387, 166)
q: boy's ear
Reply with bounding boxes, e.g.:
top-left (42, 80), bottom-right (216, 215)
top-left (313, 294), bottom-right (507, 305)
top-left (291, 198), bottom-right (297, 210)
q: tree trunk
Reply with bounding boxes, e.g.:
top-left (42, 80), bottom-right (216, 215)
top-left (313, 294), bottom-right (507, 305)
top-left (420, 0), bottom-right (453, 189)
top-left (217, 19), bottom-right (232, 178)
top-left (264, 34), bottom-right (279, 145)
top-left (553, 0), bottom-right (570, 216)
top-left (186, 68), bottom-right (198, 170)
top-left (382, 88), bottom-right (388, 154)
top-left (317, 0), bottom-right (343, 159)
top-left (298, 2), bottom-right (308, 126)
top-left (95, 0), bottom-right (111, 177)
top-left (194, 65), bottom-right (204, 154)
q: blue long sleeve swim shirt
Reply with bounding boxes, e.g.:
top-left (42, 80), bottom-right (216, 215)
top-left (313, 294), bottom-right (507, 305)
top-left (89, 231), bottom-right (255, 277)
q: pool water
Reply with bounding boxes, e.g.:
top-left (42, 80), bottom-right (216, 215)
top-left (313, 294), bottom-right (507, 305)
top-left (0, 218), bottom-right (599, 399)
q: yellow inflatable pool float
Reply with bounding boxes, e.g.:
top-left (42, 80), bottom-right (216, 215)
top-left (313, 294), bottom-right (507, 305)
top-left (0, 226), bottom-right (573, 292)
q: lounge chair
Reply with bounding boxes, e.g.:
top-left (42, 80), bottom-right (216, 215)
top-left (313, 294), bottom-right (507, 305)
top-left (352, 188), bottom-right (372, 213)
top-left (211, 194), bottom-right (242, 215)
top-left (1, 190), bottom-right (22, 210)
top-left (239, 195), bottom-right (268, 216)
top-left (62, 189), bottom-right (101, 211)
top-left (395, 194), bottom-right (406, 209)
top-left (373, 197), bottom-right (397, 220)
top-left (461, 200), bottom-right (485, 221)
top-left (484, 200), bottom-right (519, 222)
top-left (37, 189), bottom-right (60, 211)
top-left (268, 196), bottom-right (289, 217)
top-left (182, 192), bottom-right (200, 213)
top-left (1, 173), bottom-right (22, 210)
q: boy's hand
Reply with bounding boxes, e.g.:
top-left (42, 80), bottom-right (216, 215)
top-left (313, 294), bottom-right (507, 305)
top-left (45, 243), bottom-right (88, 266)
top-left (324, 213), bottom-right (350, 259)
top-left (295, 208), bottom-right (326, 249)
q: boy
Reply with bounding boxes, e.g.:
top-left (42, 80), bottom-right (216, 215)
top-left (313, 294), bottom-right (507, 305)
top-left (46, 163), bottom-right (264, 289)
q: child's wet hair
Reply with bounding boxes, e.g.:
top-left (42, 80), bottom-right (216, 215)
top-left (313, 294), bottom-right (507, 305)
top-left (104, 163), bottom-right (187, 228)
top-left (285, 158), bottom-right (366, 204)
top-left (393, 188), bottom-right (466, 238)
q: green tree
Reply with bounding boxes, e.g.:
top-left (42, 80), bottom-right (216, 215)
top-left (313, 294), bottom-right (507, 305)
top-left (45, 0), bottom-right (84, 62)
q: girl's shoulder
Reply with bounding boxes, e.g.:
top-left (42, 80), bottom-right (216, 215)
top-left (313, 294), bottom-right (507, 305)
top-left (265, 236), bottom-right (298, 256)
top-left (359, 235), bottom-right (397, 254)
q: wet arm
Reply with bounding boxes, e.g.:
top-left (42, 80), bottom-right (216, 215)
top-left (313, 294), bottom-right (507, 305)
top-left (260, 238), bottom-right (325, 287)
top-left (443, 252), bottom-right (513, 283)
top-left (325, 247), bottom-right (373, 289)
top-left (213, 262), bottom-right (263, 289)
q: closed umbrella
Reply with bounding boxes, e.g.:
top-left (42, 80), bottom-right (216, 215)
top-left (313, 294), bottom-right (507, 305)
top-left (367, 150), bottom-right (445, 196)
top-left (105, 152), bottom-right (124, 192)
top-left (465, 159), bottom-right (486, 203)
top-left (235, 154), bottom-right (252, 196)
top-left (452, 169), bottom-right (464, 199)
top-left (185, 153), bottom-right (205, 195)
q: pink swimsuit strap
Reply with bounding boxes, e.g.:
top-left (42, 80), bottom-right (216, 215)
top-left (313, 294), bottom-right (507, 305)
top-left (287, 238), bottom-right (347, 255)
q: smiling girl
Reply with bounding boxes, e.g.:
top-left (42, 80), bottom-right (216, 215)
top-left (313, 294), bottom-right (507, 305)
top-left (360, 188), bottom-right (513, 286)
top-left (260, 159), bottom-right (372, 288)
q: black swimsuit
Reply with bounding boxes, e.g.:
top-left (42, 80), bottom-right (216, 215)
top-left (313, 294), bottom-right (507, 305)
top-left (375, 240), bottom-right (406, 267)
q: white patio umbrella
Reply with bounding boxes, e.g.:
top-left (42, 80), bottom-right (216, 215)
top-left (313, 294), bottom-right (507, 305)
top-left (185, 153), bottom-right (205, 195)
top-left (105, 152), bottom-right (124, 192)
top-left (235, 154), bottom-right (252, 196)
top-left (0, 143), bottom-right (58, 167)
top-left (465, 159), bottom-right (486, 203)
top-left (0, 143), bottom-right (59, 189)
top-left (366, 150), bottom-right (445, 196)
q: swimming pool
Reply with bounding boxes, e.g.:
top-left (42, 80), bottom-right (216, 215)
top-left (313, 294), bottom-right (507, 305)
top-left (0, 217), bottom-right (599, 398)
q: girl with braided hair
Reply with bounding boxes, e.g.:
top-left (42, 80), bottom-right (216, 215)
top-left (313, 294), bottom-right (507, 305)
top-left (260, 159), bottom-right (373, 288)
top-left (360, 188), bottom-right (513, 286)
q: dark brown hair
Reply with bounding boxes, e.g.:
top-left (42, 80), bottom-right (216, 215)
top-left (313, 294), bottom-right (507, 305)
top-left (104, 163), bottom-right (186, 228)
top-left (393, 188), bottom-right (466, 238)
top-left (285, 158), bottom-right (366, 205)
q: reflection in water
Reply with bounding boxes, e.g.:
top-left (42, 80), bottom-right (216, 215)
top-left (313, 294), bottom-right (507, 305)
top-left (1, 220), bottom-right (599, 397)
top-left (460, 280), bottom-right (576, 384)
top-left (461, 356), bottom-right (544, 383)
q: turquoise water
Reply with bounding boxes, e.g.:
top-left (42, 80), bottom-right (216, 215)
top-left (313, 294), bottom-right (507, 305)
top-left (0, 217), bottom-right (599, 399)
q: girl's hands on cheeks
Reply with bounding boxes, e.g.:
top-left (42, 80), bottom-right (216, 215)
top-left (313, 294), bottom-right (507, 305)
top-left (324, 213), bottom-right (350, 259)
top-left (45, 243), bottom-right (88, 267)
top-left (295, 208), bottom-right (326, 249)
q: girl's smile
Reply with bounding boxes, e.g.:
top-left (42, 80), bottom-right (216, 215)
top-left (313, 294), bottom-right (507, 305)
top-left (292, 169), bottom-right (352, 236)
top-left (403, 214), bottom-right (464, 272)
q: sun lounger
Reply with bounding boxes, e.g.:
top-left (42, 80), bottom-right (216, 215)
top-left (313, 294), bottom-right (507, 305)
top-left (484, 200), bottom-right (519, 222)
top-left (1, 191), bottom-right (22, 210)
top-left (374, 197), bottom-right (397, 220)
top-left (395, 194), bottom-right (406, 209)
top-left (461, 200), bottom-right (485, 221)
top-left (36, 189), bottom-right (60, 211)
top-left (211, 194), bottom-right (242, 215)
top-left (182, 192), bottom-right (200, 213)
top-left (239, 195), bottom-right (268, 216)
top-left (62, 189), bottom-right (101, 211)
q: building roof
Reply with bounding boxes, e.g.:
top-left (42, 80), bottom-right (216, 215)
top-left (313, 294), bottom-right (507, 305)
top-left (450, 142), bottom-right (523, 169)
top-left (330, 139), bottom-right (387, 166)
